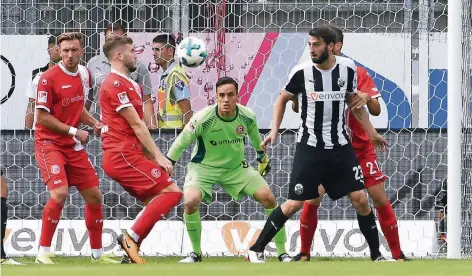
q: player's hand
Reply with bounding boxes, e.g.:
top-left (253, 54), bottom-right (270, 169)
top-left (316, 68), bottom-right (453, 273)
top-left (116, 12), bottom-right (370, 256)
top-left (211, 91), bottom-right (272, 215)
top-left (369, 133), bottom-right (388, 152)
top-left (155, 155), bottom-right (174, 176)
top-left (349, 92), bottom-right (371, 110)
top-left (93, 122), bottom-right (103, 137)
top-left (261, 132), bottom-right (277, 151)
top-left (76, 129), bottom-right (89, 144)
top-left (257, 153), bottom-right (271, 176)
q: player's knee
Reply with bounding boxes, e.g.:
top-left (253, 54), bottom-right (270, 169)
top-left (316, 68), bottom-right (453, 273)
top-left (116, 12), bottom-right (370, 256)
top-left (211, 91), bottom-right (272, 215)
top-left (254, 187), bottom-right (276, 209)
top-left (281, 200), bottom-right (304, 217)
top-left (183, 193), bottom-right (201, 214)
top-left (349, 190), bottom-right (370, 215)
top-left (50, 186), bottom-right (69, 204)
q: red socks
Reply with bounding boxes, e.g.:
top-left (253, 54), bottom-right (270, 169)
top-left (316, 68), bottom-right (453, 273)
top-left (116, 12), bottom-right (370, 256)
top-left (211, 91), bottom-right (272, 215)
top-left (376, 202), bottom-right (402, 259)
top-left (131, 192), bottom-right (182, 242)
top-left (39, 198), bottom-right (64, 247)
top-left (299, 202), bottom-right (319, 255)
top-left (85, 204), bottom-right (103, 250)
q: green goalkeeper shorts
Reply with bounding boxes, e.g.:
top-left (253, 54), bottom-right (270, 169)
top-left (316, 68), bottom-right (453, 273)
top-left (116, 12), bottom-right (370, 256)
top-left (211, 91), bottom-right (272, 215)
top-left (184, 162), bottom-right (268, 203)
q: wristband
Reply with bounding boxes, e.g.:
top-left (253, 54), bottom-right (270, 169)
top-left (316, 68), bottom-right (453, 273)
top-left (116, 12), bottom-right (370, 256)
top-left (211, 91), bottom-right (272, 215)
top-left (68, 126), bottom-right (78, 136)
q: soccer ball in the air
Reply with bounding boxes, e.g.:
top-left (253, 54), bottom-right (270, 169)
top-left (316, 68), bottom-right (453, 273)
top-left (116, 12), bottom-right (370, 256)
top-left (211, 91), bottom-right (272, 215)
top-left (175, 37), bottom-right (208, 68)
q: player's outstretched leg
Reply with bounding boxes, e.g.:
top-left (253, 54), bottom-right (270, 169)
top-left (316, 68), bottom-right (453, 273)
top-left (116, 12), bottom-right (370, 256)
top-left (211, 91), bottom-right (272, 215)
top-left (118, 183), bottom-right (182, 264)
top-left (1, 172), bottom-right (22, 265)
top-left (179, 187), bottom-right (203, 263)
top-left (349, 190), bottom-right (393, 262)
top-left (252, 186), bottom-right (291, 262)
top-left (36, 186), bottom-right (67, 264)
top-left (80, 186), bottom-right (120, 264)
top-left (247, 200), bottom-right (303, 263)
top-left (367, 183), bottom-right (410, 261)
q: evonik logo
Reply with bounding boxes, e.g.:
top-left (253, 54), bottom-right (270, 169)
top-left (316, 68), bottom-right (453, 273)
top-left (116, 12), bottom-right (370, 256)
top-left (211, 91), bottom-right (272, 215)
top-left (309, 91), bottom-right (346, 102)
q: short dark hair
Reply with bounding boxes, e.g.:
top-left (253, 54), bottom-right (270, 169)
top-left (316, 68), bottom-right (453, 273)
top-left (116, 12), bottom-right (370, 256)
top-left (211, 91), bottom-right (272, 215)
top-left (57, 32), bottom-right (85, 47)
top-left (325, 25), bottom-right (344, 43)
top-left (152, 34), bottom-right (176, 48)
top-left (47, 35), bottom-right (58, 46)
top-left (102, 36), bottom-right (134, 60)
top-left (216, 76), bottom-right (238, 93)
top-left (308, 26), bottom-right (337, 46)
top-left (105, 23), bottom-right (127, 35)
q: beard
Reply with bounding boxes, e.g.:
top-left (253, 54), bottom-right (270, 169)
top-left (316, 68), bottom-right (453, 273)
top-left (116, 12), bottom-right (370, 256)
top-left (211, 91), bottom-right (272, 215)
top-left (126, 62), bottom-right (137, 73)
top-left (311, 47), bottom-right (329, 64)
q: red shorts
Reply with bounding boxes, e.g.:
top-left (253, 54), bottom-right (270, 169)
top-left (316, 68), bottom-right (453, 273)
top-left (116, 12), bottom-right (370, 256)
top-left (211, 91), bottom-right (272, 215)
top-left (102, 150), bottom-right (173, 203)
top-left (35, 142), bottom-right (99, 191)
top-left (355, 151), bottom-right (387, 188)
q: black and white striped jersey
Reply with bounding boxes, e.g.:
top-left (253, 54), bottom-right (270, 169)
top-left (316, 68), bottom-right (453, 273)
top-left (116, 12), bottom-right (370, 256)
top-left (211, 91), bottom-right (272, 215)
top-left (285, 56), bottom-right (357, 149)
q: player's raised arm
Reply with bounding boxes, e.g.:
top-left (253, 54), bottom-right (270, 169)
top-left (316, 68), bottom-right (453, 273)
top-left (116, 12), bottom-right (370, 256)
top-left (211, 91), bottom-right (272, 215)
top-left (167, 117), bottom-right (199, 164)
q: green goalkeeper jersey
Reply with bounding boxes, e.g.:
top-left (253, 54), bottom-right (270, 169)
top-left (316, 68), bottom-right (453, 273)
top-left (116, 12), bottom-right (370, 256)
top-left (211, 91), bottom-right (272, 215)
top-left (167, 104), bottom-right (264, 169)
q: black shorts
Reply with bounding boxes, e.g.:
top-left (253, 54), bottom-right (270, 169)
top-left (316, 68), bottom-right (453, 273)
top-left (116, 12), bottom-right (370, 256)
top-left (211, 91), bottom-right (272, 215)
top-left (288, 142), bottom-right (365, 201)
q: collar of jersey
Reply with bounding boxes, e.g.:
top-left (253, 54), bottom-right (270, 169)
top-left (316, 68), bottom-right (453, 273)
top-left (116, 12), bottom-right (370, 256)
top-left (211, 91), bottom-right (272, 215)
top-left (161, 60), bottom-right (176, 76)
top-left (215, 105), bottom-right (239, 122)
top-left (110, 68), bottom-right (131, 81)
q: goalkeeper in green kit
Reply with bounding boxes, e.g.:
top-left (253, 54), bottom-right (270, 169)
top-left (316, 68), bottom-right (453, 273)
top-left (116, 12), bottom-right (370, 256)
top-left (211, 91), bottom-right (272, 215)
top-left (167, 77), bottom-right (291, 263)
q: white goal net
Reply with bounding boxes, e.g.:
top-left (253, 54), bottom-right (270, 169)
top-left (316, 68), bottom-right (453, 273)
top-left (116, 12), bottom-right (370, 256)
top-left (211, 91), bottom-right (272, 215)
top-left (1, 0), bottom-right (471, 258)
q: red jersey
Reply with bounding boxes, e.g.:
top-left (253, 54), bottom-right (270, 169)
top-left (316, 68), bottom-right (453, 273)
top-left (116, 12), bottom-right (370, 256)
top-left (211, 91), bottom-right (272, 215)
top-left (99, 70), bottom-right (144, 152)
top-left (34, 62), bottom-right (91, 150)
top-left (346, 66), bottom-right (381, 152)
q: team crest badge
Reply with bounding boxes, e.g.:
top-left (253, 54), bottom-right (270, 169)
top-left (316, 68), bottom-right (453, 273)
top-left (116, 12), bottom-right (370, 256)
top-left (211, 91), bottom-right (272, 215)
top-left (118, 92), bottom-right (130, 104)
top-left (50, 165), bottom-right (60, 175)
top-left (113, 81), bottom-right (120, 87)
top-left (337, 78), bottom-right (345, 88)
top-left (42, 79), bottom-right (47, 85)
top-left (236, 125), bottom-right (245, 135)
top-left (151, 168), bottom-right (161, 178)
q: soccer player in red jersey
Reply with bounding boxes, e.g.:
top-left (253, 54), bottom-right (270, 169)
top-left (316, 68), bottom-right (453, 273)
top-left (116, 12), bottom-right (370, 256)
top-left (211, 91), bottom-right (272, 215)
top-left (99, 35), bottom-right (182, 264)
top-left (34, 32), bottom-right (119, 264)
top-left (292, 26), bottom-right (410, 262)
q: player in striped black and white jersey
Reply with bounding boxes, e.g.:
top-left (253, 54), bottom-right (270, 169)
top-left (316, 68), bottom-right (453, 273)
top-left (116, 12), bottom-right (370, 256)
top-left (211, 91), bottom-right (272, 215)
top-left (246, 26), bottom-right (389, 263)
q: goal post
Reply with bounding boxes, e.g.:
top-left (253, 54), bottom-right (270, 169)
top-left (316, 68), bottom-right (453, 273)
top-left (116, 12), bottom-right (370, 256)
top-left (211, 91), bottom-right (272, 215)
top-left (446, 0), bottom-right (462, 260)
top-left (0, 0), bottom-right (472, 259)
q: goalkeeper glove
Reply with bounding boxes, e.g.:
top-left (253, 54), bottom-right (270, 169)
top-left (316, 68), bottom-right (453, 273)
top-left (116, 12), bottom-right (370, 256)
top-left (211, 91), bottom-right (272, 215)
top-left (257, 151), bottom-right (271, 176)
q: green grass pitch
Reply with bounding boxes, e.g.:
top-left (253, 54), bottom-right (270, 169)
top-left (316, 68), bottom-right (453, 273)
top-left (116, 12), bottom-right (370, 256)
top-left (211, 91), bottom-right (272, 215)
top-left (2, 257), bottom-right (472, 276)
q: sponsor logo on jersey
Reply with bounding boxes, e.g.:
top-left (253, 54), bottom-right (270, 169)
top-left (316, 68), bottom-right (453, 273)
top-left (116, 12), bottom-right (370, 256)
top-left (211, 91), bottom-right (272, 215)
top-left (118, 92), bottom-right (130, 104)
top-left (62, 95), bottom-right (84, 106)
top-left (236, 125), bottom-right (245, 135)
top-left (61, 84), bottom-right (72, 89)
top-left (309, 91), bottom-right (346, 102)
top-left (50, 165), bottom-right (60, 175)
top-left (37, 91), bottom-right (48, 103)
top-left (209, 138), bottom-right (244, 146)
top-left (151, 168), bottom-right (161, 178)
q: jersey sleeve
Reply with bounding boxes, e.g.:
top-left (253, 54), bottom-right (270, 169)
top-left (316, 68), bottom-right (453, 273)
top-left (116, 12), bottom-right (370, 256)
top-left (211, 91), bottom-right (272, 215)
top-left (357, 67), bottom-right (380, 99)
top-left (167, 116), bottom-right (200, 162)
top-left (347, 59), bottom-right (358, 93)
top-left (284, 68), bottom-right (304, 95)
top-left (102, 80), bottom-right (133, 112)
top-left (35, 74), bottom-right (54, 113)
top-left (26, 74), bottom-right (39, 99)
top-left (244, 110), bottom-right (264, 153)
